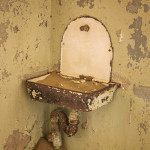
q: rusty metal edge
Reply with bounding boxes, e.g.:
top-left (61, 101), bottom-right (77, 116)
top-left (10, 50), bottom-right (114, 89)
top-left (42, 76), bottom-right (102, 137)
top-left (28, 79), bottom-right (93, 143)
top-left (26, 80), bottom-right (120, 112)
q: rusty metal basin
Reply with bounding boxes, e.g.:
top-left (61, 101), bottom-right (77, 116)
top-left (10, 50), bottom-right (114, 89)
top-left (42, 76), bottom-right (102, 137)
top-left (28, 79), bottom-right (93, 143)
top-left (26, 72), bottom-right (119, 112)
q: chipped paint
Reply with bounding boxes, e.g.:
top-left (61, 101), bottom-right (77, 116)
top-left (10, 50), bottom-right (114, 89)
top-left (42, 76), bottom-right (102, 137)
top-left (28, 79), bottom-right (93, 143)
top-left (138, 122), bottom-right (149, 134)
top-left (34, 138), bottom-right (56, 150)
top-left (127, 16), bottom-right (150, 62)
top-left (4, 130), bottom-right (31, 150)
top-left (126, 0), bottom-right (142, 14)
top-left (116, 29), bottom-right (123, 43)
top-left (0, 0), bottom-right (10, 12)
top-left (0, 21), bottom-right (9, 45)
top-left (126, 1), bottom-right (150, 14)
top-left (13, 26), bottom-right (19, 33)
top-left (0, 0), bottom-right (52, 149)
top-left (143, 4), bottom-right (150, 12)
top-left (87, 86), bottom-right (117, 111)
top-left (31, 90), bottom-right (41, 98)
top-left (39, 20), bottom-right (48, 27)
top-left (39, 97), bottom-right (42, 100)
top-left (133, 85), bottom-right (150, 101)
top-left (77, 0), bottom-right (94, 9)
top-left (27, 88), bottom-right (31, 93)
top-left (13, 50), bottom-right (24, 61)
top-left (126, 0), bottom-right (150, 14)
top-left (2, 69), bottom-right (11, 80)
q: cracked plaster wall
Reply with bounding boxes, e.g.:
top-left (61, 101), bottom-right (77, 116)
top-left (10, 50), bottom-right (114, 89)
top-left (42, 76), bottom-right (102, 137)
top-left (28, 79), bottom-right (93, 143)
top-left (0, 0), bottom-right (52, 149)
top-left (51, 0), bottom-right (150, 150)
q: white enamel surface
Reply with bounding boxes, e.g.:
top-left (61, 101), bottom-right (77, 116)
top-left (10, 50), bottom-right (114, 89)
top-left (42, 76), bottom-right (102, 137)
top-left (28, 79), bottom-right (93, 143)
top-left (87, 85), bottom-right (118, 111)
top-left (61, 17), bottom-right (112, 83)
top-left (28, 74), bottom-right (50, 82)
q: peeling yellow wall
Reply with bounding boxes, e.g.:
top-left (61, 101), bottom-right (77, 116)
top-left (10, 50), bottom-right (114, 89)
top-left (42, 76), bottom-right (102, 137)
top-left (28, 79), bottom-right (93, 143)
top-left (51, 0), bottom-right (150, 150)
top-left (1, 0), bottom-right (150, 150)
top-left (0, 0), bottom-right (52, 149)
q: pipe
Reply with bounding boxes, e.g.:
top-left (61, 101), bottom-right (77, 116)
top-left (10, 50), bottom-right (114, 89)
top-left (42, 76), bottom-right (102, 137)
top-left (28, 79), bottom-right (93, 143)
top-left (47, 109), bottom-right (79, 149)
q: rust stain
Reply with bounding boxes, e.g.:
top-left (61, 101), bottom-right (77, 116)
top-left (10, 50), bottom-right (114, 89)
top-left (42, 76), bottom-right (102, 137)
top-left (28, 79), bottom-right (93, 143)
top-left (80, 24), bottom-right (90, 32)
top-left (4, 130), bottom-right (31, 150)
top-left (0, 20), bottom-right (10, 45)
top-left (127, 16), bottom-right (150, 63)
top-left (26, 72), bottom-right (118, 111)
top-left (34, 72), bottom-right (107, 93)
top-left (48, 109), bottom-right (79, 137)
top-left (101, 96), bottom-right (109, 103)
top-left (79, 74), bottom-right (93, 81)
top-left (133, 85), bottom-right (150, 101)
top-left (77, 0), bottom-right (94, 9)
